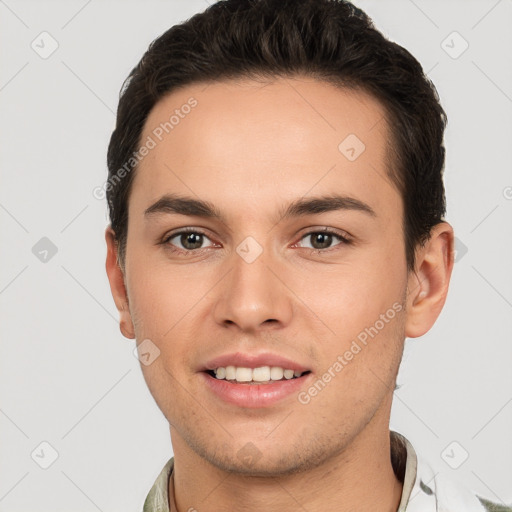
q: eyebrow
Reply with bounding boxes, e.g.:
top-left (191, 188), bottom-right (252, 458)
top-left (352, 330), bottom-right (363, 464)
top-left (143, 193), bottom-right (376, 222)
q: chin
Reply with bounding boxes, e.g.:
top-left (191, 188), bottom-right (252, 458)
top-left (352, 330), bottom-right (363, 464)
top-left (196, 438), bottom-right (333, 478)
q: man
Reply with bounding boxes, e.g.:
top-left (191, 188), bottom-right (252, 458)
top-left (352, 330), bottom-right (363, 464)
top-left (104, 0), bottom-right (511, 510)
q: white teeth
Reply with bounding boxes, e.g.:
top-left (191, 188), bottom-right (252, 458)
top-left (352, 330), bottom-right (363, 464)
top-left (235, 367), bottom-right (252, 382)
top-left (283, 369), bottom-right (294, 380)
top-left (225, 365), bottom-right (236, 380)
top-left (252, 366), bottom-right (271, 381)
top-left (213, 365), bottom-right (305, 383)
top-left (270, 367), bottom-right (284, 380)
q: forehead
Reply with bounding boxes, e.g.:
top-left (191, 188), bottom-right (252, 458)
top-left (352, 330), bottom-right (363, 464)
top-left (130, 76), bottom-right (399, 222)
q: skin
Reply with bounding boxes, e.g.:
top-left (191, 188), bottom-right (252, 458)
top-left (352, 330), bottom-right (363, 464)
top-left (105, 76), bottom-right (454, 512)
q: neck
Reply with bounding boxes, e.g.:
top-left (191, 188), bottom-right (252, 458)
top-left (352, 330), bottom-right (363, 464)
top-left (170, 403), bottom-right (403, 512)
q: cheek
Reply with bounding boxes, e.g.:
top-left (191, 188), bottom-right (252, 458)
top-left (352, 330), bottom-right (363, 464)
top-left (126, 261), bottom-right (196, 332)
top-left (125, 263), bottom-right (213, 380)
top-left (293, 253), bottom-right (406, 338)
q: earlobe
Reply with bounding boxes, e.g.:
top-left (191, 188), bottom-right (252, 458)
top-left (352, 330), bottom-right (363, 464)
top-left (405, 222), bottom-right (455, 338)
top-left (105, 226), bottom-right (135, 339)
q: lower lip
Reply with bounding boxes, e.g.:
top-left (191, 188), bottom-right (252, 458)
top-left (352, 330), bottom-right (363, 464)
top-left (200, 372), bottom-right (312, 408)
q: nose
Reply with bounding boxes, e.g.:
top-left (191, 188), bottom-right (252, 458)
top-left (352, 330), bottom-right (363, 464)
top-left (212, 245), bottom-right (293, 332)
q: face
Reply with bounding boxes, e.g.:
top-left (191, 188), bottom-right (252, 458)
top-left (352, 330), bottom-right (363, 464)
top-left (106, 76), bottom-right (446, 476)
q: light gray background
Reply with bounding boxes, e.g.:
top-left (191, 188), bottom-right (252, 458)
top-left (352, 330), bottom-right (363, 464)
top-left (1, 0), bottom-right (511, 510)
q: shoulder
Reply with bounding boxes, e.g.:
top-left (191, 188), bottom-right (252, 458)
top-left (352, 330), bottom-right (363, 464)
top-left (423, 462), bottom-right (512, 512)
top-left (142, 457), bottom-right (174, 512)
top-left (393, 432), bottom-right (512, 512)
top-left (478, 497), bottom-right (512, 512)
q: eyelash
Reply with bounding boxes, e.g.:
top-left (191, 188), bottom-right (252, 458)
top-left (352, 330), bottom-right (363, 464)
top-left (160, 227), bottom-right (352, 255)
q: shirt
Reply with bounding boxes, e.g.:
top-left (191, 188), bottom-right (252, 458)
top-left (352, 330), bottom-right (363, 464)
top-left (142, 431), bottom-right (511, 512)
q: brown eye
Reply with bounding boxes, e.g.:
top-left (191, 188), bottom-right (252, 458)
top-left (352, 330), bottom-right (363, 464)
top-left (179, 232), bottom-right (204, 250)
top-left (163, 230), bottom-right (214, 252)
top-left (309, 232), bottom-right (333, 250)
top-left (297, 230), bottom-right (350, 251)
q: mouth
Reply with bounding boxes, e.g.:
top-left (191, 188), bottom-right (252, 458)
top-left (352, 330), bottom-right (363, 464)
top-left (199, 352), bottom-right (313, 407)
top-left (204, 366), bottom-right (312, 384)
top-left (200, 366), bottom-right (314, 408)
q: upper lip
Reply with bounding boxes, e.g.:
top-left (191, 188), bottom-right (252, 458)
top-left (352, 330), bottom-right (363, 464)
top-left (202, 352), bottom-right (311, 373)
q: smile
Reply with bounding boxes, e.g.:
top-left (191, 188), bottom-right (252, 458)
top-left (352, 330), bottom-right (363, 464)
top-left (208, 365), bottom-right (310, 384)
top-left (201, 368), bottom-right (313, 408)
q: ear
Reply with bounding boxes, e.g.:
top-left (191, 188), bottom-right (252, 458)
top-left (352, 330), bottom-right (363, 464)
top-left (405, 222), bottom-right (455, 338)
top-left (105, 226), bottom-right (135, 339)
